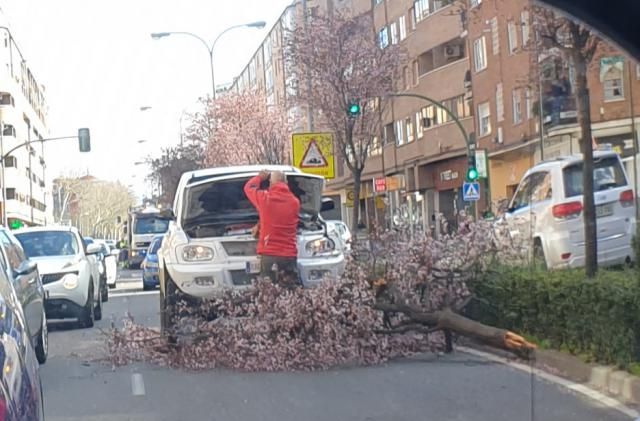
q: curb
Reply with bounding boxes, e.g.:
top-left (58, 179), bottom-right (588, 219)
top-left (461, 341), bottom-right (640, 407)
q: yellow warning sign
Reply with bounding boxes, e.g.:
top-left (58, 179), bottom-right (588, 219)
top-left (292, 133), bottom-right (334, 179)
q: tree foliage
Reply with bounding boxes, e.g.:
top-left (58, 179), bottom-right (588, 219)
top-left (146, 143), bottom-right (203, 207)
top-left (287, 11), bottom-right (407, 232)
top-left (203, 90), bottom-right (291, 167)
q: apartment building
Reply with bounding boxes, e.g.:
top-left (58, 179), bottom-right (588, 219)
top-left (467, 0), bottom-right (640, 212)
top-left (0, 21), bottom-right (51, 227)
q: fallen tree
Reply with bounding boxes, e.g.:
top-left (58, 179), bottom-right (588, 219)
top-left (106, 216), bottom-right (536, 371)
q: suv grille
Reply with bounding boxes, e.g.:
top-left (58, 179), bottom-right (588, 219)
top-left (136, 242), bottom-right (150, 249)
top-left (230, 270), bottom-right (256, 286)
top-left (42, 271), bottom-right (78, 285)
top-left (221, 241), bottom-right (257, 257)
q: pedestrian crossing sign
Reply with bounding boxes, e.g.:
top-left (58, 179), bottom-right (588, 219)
top-left (462, 181), bottom-right (480, 201)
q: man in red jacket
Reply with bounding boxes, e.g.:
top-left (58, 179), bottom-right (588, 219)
top-left (244, 170), bottom-right (301, 285)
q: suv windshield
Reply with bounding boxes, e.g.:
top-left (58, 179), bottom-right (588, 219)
top-left (16, 231), bottom-right (79, 257)
top-left (134, 217), bottom-right (171, 234)
top-left (563, 156), bottom-right (627, 197)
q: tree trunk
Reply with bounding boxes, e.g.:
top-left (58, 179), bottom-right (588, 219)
top-left (351, 169), bottom-right (362, 235)
top-left (573, 51), bottom-right (598, 277)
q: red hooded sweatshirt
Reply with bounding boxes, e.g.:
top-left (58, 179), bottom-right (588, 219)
top-left (244, 175), bottom-right (300, 257)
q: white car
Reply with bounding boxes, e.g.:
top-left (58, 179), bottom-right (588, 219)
top-left (326, 220), bottom-right (352, 251)
top-left (504, 151), bottom-right (636, 269)
top-left (158, 165), bottom-right (346, 336)
top-left (15, 226), bottom-right (104, 327)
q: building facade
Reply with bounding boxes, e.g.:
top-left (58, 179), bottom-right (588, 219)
top-left (229, 0), bottom-right (639, 230)
top-left (0, 20), bottom-right (51, 227)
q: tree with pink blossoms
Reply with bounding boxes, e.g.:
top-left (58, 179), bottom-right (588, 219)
top-left (287, 11), bottom-right (406, 233)
top-left (202, 90), bottom-right (291, 167)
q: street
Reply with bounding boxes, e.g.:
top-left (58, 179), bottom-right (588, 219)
top-left (38, 269), bottom-right (632, 421)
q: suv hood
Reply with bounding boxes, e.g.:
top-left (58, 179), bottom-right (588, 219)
top-left (181, 172), bottom-right (324, 226)
top-left (29, 255), bottom-right (83, 275)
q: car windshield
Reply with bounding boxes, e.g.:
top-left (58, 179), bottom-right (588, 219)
top-left (15, 231), bottom-right (79, 257)
top-left (563, 156), bottom-right (628, 197)
top-left (133, 217), bottom-right (170, 234)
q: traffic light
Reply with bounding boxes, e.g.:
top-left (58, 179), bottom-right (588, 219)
top-left (78, 128), bottom-right (91, 152)
top-left (8, 219), bottom-right (23, 230)
top-left (347, 102), bottom-right (361, 117)
top-left (466, 155), bottom-right (479, 182)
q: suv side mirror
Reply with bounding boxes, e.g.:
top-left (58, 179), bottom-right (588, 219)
top-left (86, 244), bottom-right (102, 255)
top-left (15, 260), bottom-right (37, 277)
top-left (321, 198), bottom-right (335, 212)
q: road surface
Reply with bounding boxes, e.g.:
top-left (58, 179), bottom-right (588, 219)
top-left (39, 269), bottom-right (633, 421)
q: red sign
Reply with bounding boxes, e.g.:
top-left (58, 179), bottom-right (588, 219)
top-left (373, 178), bottom-right (386, 193)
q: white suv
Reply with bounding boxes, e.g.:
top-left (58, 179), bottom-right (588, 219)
top-left (15, 227), bottom-right (104, 327)
top-left (504, 151), bottom-right (636, 269)
top-left (158, 165), bottom-right (346, 335)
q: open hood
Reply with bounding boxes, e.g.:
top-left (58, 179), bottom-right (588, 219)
top-left (181, 172), bottom-right (324, 227)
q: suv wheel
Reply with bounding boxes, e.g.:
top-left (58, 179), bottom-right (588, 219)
top-left (101, 276), bottom-right (109, 302)
top-left (94, 286), bottom-right (103, 321)
top-left (79, 283), bottom-right (95, 328)
top-left (35, 308), bottom-right (48, 364)
top-left (533, 239), bottom-right (547, 270)
top-left (160, 271), bottom-right (177, 344)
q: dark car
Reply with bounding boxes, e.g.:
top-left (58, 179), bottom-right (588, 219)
top-left (141, 235), bottom-right (163, 291)
top-left (0, 227), bottom-right (47, 364)
top-left (0, 237), bottom-right (46, 419)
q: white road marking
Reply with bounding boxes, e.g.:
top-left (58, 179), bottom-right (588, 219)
top-left (131, 373), bottom-right (146, 396)
top-left (458, 346), bottom-right (640, 419)
top-left (110, 290), bottom-right (159, 298)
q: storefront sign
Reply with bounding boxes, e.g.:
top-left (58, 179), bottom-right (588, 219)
top-left (386, 175), bottom-right (402, 191)
top-left (373, 178), bottom-right (386, 193)
top-left (475, 149), bottom-right (488, 178)
top-left (439, 170), bottom-right (459, 182)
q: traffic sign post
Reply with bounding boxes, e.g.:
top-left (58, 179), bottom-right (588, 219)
top-left (292, 133), bottom-right (335, 179)
top-left (462, 181), bottom-right (480, 202)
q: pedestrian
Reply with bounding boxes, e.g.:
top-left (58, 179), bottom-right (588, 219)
top-left (244, 170), bottom-right (301, 287)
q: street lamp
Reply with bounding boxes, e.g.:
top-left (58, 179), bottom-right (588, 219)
top-left (151, 21), bottom-right (266, 100)
top-left (137, 139), bottom-right (147, 144)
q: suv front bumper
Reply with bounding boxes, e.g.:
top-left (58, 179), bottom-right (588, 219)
top-left (164, 254), bottom-right (346, 299)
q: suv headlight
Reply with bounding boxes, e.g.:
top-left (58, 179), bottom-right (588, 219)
top-left (181, 245), bottom-right (214, 262)
top-left (62, 273), bottom-right (79, 290)
top-left (305, 238), bottom-right (336, 256)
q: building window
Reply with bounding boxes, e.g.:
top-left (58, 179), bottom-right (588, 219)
top-left (490, 17), bottom-right (500, 55)
top-left (414, 0), bottom-right (429, 23)
top-left (496, 82), bottom-right (504, 122)
top-left (507, 21), bottom-right (518, 54)
top-left (455, 96), bottom-right (471, 118)
top-left (409, 8), bottom-right (416, 30)
top-left (469, 0), bottom-right (482, 8)
top-left (478, 102), bottom-right (491, 137)
top-left (2, 124), bottom-right (15, 137)
top-left (395, 120), bottom-right (405, 146)
top-left (5, 188), bottom-right (15, 200)
top-left (390, 22), bottom-right (398, 45)
top-left (378, 27), bottom-right (389, 49)
top-left (525, 87), bottom-right (533, 120)
top-left (4, 156), bottom-right (16, 168)
top-left (521, 10), bottom-right (530, 45)
top-left (602, 60), bottom-right (625, 101)
top-left (473, 37), bottom-right (487, 72)
top-left (512, 89), bottom-right (522, 124)
top-left (416, 111), bottom-right (424, 138)
top-left (406, 117), bottom-right (414, 143)
top-left (403, 67), bottom-right (410, 90)
top-left (412, 60), bottom-right (419, 85)
top-left (374, 0), bottom-right (383, 5)
top-left (399, 16), bottom-right (407, 41)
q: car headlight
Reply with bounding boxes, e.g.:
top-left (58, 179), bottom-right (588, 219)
top-left (305, 238), bottom-right (336, 256)
top-left (181, 245), bottom-right (214, 262)
top-left (62, 274), bottom-right (79, 290)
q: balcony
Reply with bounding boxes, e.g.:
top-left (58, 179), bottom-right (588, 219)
top-left (534, 94), bottom-right (578, 130)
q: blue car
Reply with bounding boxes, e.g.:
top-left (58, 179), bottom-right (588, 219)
top-left (141, 235), bottom-right (163, 291)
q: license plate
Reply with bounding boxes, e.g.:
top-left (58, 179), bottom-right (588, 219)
top-left (596, 203), bottom-right (614, 218)
top-left (246, 261), bottom-right (261, 274)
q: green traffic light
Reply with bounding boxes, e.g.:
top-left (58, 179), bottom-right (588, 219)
top-left (466, 167), bottom-right (479, 181)
top-left (8, 220), bottom-right (23, 230)
top-left (347, 103), bottom-right (360, 116)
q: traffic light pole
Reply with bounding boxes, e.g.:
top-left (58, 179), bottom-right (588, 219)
top-left (386, 93), bottom-right (478, 219)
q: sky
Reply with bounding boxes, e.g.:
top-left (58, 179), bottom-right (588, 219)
top-left (1, 0), bottom-right (292, 200)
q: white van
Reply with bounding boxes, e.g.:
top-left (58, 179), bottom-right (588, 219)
top-left (504, 151), bottom-right (636, 269)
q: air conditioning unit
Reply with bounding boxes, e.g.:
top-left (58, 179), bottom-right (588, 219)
top-left (444, 45), bottom-right (463, 59)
